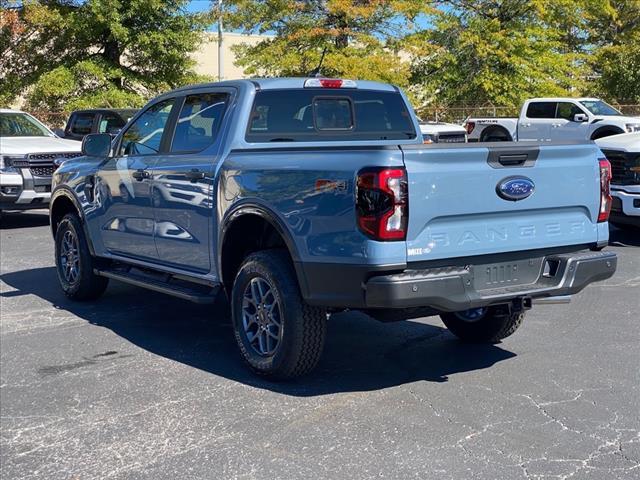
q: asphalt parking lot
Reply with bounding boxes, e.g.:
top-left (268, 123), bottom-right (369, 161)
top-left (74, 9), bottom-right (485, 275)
top-left (1, 210), bottom-right (639, 480)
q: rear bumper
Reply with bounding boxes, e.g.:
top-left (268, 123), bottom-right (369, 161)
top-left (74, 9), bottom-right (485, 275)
top-left (299, 250), bottom-right (617, 311)
top-left (365, 250), bottom-right (616, 311)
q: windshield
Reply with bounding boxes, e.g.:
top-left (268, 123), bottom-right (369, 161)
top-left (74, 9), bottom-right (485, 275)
top-left (0, 112), bottom-right (52, 137)
top-left (579, 101), bottom-right (622, 116)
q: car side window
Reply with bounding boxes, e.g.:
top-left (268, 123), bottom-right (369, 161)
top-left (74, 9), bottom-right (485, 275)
top-left (526, 102), bottom-right (557, 119)
top-left (170, 93), bottom-right (229, 153)
top-left (70, 113), bottom-right (94, 136)
top-left (556, 102), bottom-right (585, 121)
top-left (98, 113), bottom-right (126, 134)
top-left (120, 99), bottom-right (175, 156)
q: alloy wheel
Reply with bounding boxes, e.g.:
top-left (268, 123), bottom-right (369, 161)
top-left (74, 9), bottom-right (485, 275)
top-left (242, 276), bottom-right (283, 356)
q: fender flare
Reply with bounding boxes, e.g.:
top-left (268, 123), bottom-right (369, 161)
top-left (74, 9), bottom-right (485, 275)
top-left (49, 186), bottom-right (96, 255)
top-left (590, 126), bottom-right (625, 140)
top-left (217, 201), bottom-right (304, 288)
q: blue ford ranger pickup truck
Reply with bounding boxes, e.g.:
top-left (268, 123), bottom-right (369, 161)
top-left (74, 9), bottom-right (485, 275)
top-left (50, 78), bottom-right (617, 379)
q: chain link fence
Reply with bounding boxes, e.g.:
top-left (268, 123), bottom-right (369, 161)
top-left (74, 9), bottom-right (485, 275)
top-left (26, 105), bottom-right (640, 131)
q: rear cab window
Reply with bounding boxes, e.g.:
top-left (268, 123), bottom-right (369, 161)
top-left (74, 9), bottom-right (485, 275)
top-left (246, 89), bottom-right (416, 142)
top-left (526, 102), bottom-right (557, 119)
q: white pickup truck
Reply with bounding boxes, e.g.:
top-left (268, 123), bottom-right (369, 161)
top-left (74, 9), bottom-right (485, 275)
top-left (418, 121), bottom-right (467, 144)
top-left (596, 133), bottom-right (640, 230)
top-left (1, 109), bottom-right (82, 216)
top-left (465, 98), bottom-right (640, 143)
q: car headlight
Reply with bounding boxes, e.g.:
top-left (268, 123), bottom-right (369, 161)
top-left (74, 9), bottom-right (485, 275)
top-left (0, 155), bottom-right (20, 173)
top-left (422, 134), bottom-right (437, 144)
top-left (625, 123), bottom-right (640, 133)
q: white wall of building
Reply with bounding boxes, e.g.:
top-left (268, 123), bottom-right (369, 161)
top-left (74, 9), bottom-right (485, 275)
top-left (191, 32), bottom-right (271, 80)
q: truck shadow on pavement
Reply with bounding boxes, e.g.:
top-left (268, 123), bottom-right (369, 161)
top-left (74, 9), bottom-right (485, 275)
top-left (1, 266), bottom-right (516, 396)
top-left (0, 210), bottom-right (50, 229)
top-left (608, 225), bottom-right (640, 247)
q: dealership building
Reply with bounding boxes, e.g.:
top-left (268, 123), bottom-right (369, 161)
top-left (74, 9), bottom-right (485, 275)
top-left (192, 32), bottom-right (270, 81)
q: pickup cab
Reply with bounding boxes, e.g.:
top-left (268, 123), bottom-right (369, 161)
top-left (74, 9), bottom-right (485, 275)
top-left (49, 78), bottom-right (617, 379)
top-left (596, 133), bottom-right (640, 229)
top-left (1, 109), bottom-right (82, 216)
top-left (465, 98), bottom-right (640, 143)
top-left (61, 108), bottom-right (138, 141)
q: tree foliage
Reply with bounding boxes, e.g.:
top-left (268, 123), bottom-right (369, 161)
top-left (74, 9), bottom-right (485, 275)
top-left (1, 0), bottom-right (638, 112)
top-left (408, 0), bottom-right (587, 110)
top-left (225, 0), bottom-right (640, 110)
top-left (223, 0), bottom-right (433, 89)
top-left (0, 0), bottom-right (211, 110)
top-left (585, 0), bottom-right (640, 102)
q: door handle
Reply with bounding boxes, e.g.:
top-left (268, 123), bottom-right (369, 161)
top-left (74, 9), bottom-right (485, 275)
top-left (132, 169), bottom-right (150, 181)
top-left (520, 123), bottom-right (531, 128)
top-left (552, 123), bottom-right (562, 128)
top-left (185, 169), bottom-right (207, 182)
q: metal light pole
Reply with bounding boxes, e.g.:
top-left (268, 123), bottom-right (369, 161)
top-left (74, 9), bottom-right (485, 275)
top-left (217, 0), bottom-right (224, 81)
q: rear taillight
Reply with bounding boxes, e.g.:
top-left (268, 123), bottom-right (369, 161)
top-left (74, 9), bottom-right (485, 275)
top-left (465, 121), bottom-right (476, 135)
top-left (598, 158), bottom-right (612, 222)
top-left (356, 167), bottom-right (408, 241)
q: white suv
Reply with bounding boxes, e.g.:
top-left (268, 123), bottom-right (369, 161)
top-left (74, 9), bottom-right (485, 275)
top-left (1, 109), bottom-right (82, 215)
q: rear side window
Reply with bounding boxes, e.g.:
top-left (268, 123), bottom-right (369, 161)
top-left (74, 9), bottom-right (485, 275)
top-left (98, 113), bottom-right (126, 134)
top-left (70, 113), bottom-right (94, 135)
top-left (170, 93), bottom-right (228, 153)
top-left (246, 89), bottom-right (416, 142)
top-left (526, 102), bottom-right (557, 119)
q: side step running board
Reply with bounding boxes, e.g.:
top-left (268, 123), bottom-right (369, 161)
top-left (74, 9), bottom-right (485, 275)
top-left (95, 268), bottom-right (219, 304)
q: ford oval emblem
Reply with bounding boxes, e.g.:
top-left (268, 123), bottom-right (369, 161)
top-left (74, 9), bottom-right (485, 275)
top-left (496, 176), bottom-right (535, 201)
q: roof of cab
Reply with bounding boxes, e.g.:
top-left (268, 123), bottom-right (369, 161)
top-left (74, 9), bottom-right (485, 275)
top-left (167, 77), bottom-right (398, 95)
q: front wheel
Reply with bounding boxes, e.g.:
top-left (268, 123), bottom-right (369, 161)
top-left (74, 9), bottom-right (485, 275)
top-left (440, 306), bottom-right (525, 343)
top-left (231, 250), bottom-right (327, 379)
top-left (55, 213), bottom-right (109, 300)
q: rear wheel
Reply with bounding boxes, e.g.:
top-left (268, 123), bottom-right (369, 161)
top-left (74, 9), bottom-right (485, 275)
top-left (480, 127), bottom-right (511, 142)
top-left (231, 250), bottom-right (327, 379)
top-left (55, 213), bottom-right (109, 300)
top-left (440, 306), bottom-right (525, 343)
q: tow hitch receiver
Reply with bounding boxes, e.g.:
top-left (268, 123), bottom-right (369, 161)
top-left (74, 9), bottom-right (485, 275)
top-left (494, 297), bottom-right (532, 316)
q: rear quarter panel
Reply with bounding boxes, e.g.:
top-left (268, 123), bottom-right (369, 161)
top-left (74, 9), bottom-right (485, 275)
top-left (468, 118), bottom-right (518, 141)
top-left (218, 147), bottom-right (407, 266)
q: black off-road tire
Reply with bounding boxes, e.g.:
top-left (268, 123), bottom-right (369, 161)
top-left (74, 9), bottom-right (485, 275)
top-left (55, 213), bottom-right (109, 300)
top-left (231, 249), bottom-right (327, 379)
top-left (440, 306), bottom-right (525, 343)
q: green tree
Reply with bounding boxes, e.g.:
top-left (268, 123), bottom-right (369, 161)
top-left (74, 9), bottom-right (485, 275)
top-left (409, 0), bottom-right (586, 113)
top-left (0, 1), bottom-right (75, 105)
top-left (223, 0), bottom-right (432, 89)
top-left (0, 0), bottom-right (210, 110)
top-left (584, 0), bottom-right (640, 102)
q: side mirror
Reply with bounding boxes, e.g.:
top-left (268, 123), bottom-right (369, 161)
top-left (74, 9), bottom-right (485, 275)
top-left (82, 133), bottom-right (112, 157)
top-left (573, 113), bottom-right (588, 122)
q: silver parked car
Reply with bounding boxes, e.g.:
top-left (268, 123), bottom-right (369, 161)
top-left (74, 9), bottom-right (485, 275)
top-left (1, 109), bottom-right (82, 216)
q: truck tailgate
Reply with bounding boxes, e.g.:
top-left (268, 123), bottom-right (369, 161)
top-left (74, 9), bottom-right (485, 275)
top-left (401, 142), bottom-right (603, 262)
